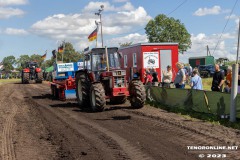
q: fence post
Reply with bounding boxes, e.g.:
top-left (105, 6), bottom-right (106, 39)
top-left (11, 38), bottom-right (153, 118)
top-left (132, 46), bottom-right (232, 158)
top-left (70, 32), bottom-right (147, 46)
top-left (230, 64), bottom-right (238, 122)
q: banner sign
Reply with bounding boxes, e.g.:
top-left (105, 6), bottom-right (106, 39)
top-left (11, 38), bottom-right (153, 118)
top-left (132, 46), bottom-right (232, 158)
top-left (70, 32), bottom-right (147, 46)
top-left (57, 63), bottom-right (74, 72)
top-left (143, 52), bottom-right (159, 68)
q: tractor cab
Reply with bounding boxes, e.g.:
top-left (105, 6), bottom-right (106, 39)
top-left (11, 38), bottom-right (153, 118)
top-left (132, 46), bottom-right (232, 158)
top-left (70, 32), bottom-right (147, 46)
top-left (84, 47), bottom-right (122, 81)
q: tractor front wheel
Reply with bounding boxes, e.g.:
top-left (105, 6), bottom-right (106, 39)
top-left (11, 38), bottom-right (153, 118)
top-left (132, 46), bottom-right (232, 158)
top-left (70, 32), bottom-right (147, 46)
top-left (36, 72), bottom-right (43, 83)
top-left (129, 80), bottom-right (146, 109)
top-left (90, 83), bottom-right (106, 112)
top-left (22, 72), bottom-right (29, 84)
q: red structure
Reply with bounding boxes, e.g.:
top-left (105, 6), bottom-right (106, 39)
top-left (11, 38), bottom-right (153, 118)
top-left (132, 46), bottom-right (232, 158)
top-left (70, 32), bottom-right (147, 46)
top-left (119, 43), bottom-right (179, 83)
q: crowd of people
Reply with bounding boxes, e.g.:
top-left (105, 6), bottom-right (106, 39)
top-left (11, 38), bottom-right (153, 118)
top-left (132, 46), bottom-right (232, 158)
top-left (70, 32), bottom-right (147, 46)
top-left (139, 62), bottom-right (239, 93)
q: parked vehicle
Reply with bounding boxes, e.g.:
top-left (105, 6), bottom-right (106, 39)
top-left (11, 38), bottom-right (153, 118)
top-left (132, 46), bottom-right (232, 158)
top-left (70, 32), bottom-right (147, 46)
top-left (50, 62), bottom-right (78, 100)
top-left (75, 47), bottom-right (146, 112)
top-left (198, 64), bottom-right (225, 78)
top-left (189, 56), bottom-right (215, 69)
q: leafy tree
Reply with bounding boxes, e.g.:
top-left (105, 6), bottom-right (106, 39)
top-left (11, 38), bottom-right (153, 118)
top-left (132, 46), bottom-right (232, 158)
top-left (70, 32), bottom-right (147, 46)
top-left (145, 14), bottom-right (191, 53)
top-left (41, 58), bottom-right (55, 69)
top-left (119, 42), bottom-right (133, 47)
top-left (2, 55), bottom-right (16, 73)
top-left (16, 54), bottom-right (30, 71)
top-left (57, 42), bottom-right (83, 63)
top-left (30, 54), bottom-right (45, 66)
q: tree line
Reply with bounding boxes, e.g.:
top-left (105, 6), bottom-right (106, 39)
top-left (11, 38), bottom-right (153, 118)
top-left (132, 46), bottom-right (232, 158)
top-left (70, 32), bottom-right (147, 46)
top-left (1, 42), bottom-right (83, 73)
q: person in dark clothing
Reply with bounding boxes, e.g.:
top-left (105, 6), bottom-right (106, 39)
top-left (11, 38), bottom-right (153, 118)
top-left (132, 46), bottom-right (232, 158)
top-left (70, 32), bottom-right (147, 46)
top-left (133, 68), bottom-right (140, 79)
top-left (211, 64), bottom-right (225, 92)
top-left (152, 68), bottom-right (159, 86)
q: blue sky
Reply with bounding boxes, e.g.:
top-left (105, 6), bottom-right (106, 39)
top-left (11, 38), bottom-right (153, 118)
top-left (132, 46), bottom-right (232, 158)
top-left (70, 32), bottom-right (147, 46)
top-left (0, 0), bottom-right (240, 63)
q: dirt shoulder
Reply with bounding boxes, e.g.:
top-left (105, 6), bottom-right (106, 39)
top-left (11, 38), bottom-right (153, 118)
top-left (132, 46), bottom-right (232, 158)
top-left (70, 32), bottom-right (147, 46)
top-left (0, 82), bottom-right (239, 160)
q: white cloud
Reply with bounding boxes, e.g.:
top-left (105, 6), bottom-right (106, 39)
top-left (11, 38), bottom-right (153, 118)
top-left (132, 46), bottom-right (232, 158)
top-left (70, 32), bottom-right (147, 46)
top-left (193, 5), bottom-right (221, 16)
top-left (31, 2), bottom-right (151, 50)
top-left (113, 0), bottom-right (129, 3)
top-left (107, 33), bottom-right (147, 46)
top-left (0, 7), bottom-right (24, 19)
top-left (180, 33), bottom-right (237, 63)
top-left (83, 1), bottom-right (115, 12)
top-left (4, 28), bottom-right (28, 35)
top-left (0, 0), bottom-right (28, 6)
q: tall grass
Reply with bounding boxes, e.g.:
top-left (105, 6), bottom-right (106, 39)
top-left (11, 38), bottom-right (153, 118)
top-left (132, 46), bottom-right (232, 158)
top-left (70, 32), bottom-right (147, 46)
top-left (185, 77), bottom-right (212, 91)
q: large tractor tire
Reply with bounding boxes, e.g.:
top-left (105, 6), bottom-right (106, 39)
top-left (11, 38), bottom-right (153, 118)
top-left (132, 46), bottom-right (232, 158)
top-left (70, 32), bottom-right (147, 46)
top-left (129, 80), bottom-right (146, 109)
top-left (22, 72), bottom-right (29, 84)
top-left (76, 72), bottom-right (90, 108)
top-left (51, 85), bottom-right (59, 99)
top-left (36, 72), bottom-right (43, 83)
top-left (90, 83), bottom-right (106, 112)
top-left (110, 96), bottom-right (127, 104)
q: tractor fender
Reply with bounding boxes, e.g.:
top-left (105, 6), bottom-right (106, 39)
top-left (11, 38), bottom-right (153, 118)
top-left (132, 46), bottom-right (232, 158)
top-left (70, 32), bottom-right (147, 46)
top-left (35, 68), bottom-right (41, 73)
top-left (23, 68), bottom-right (30, 73)
top-left (76, 69), bottom-right (95, 82)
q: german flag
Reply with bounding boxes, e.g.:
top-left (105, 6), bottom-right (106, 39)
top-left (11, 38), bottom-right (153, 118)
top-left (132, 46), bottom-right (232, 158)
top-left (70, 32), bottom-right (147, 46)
top-left (58, 45), bottom-right (64, 53)
top-left (88, 28), bottom-right (98, 42)
top-left (41, 53), bottom-right (47, 60)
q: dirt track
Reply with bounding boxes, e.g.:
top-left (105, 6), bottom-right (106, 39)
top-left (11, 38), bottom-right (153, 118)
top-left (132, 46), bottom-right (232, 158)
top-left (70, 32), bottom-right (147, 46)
top-left (0, 82), bottom-right (239, 160)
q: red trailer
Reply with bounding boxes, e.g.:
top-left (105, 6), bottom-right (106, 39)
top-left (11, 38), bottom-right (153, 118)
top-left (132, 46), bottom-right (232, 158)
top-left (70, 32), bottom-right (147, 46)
top-left (119, 43), bottom-right (179, 83)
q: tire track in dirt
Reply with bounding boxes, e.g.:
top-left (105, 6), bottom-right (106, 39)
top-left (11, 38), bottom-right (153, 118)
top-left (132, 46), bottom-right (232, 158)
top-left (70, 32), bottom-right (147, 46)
top-left (120, 108), bottom-right (240, 159)
top-left (57, 108), bottom-right (153, 160)
top-left (1, 87), bottom-right (17, 160)
top-left (25, 84), bottom-right (153, 160)
top-left (13, 84), bottom-right (58, 160)
top-left (22, 82), bottom-right (240, 159)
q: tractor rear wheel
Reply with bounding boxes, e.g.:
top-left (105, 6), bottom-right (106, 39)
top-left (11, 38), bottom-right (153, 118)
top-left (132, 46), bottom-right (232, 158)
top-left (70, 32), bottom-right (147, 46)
top-left (110, 96), bottom-right (127, 104)
top-left (76, 72), bottom-right (90, 108)
top-left (51, 85), bottom-right (59, 99)
top-left (90, 83), bottom-right (106, 112)
top-left (129, 80), bottom-right (146, 109)
top-left (36, 72), bottom-right (43, 83)
top-left (22, 72), bottom-right (29, 84)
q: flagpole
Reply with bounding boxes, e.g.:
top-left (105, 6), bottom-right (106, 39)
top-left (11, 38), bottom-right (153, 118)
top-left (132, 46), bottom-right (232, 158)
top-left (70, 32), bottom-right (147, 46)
top-left (62, 40), bottom-right (65, 63)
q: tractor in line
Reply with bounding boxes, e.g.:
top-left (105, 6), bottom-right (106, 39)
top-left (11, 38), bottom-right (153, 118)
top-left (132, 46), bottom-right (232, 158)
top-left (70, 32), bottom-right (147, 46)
top-left (21, 61), bottom-right (43, 84)
top-left (75, 47), bottom-right (146, 112)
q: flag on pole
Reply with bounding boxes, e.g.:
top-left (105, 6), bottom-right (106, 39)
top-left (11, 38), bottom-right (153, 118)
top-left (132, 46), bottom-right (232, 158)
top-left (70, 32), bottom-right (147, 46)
top-left (88, 28), bottom-right (98, 42)
top-left (58, 45), bottom-right (64, 53)
top-left (41, 51), bottom-right (47, 60)
top-left (52, 50), bottom-right (57, 59)
top-left (84, 46), bottom-right (89, 52)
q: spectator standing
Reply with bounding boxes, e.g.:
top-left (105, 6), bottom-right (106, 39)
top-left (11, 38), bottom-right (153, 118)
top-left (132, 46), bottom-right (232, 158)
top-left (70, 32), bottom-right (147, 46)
top-left (190, 70), bottom-right (203, 90)
top-left (189, 64), bottom-right (193, 76)
top-left (174, 62), bottom-right (186, 89)
top-left (162, 65), bottom-right (173, 88)
top-left (152, 68), bottom-right (159, 86)
top-left (133, 68), bottom-right (140, 79)
top-left (145, 69), bottom-right (153, 86)
top-left (224, 66), bottom-right (232, 93)
top-left (211, 64), bottom-right (225, 92)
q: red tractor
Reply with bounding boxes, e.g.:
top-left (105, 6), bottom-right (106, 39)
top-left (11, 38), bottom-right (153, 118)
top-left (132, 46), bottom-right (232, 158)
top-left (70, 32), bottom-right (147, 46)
top-left (21, 61), bottom-right (43, 84)
top-left (75, 47), bottom-right (146, 112)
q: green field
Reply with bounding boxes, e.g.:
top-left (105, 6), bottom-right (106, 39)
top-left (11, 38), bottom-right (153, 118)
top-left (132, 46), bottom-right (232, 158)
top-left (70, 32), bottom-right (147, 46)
top-left (0, 79), bottom-right (21, 85)
top-left (185, 77), bottom-right (212, 91)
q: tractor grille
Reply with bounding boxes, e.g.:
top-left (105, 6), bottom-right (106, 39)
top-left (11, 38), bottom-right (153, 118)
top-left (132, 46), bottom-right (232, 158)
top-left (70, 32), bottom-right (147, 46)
top-left (114, 76), bottom-right (125, 88)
